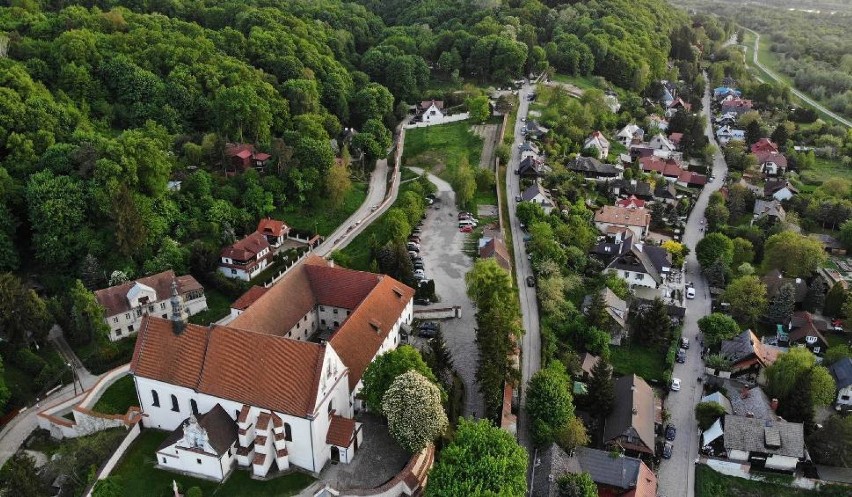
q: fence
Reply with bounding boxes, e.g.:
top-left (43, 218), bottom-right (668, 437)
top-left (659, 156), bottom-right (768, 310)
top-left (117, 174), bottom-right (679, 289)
top-left (403, 113), bottom-right (470, 129)
top-left (82, 423), bottom-right (142, 497)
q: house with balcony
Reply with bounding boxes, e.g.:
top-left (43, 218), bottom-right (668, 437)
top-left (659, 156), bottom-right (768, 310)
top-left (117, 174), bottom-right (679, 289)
top-left (94, 270), bottom-right (207, 342)
top-left (583, 131), bottom-right (610, 159)
top-left (132, 255), bottom-right (414, 480)
top-left (219, 232), bottom-right (273, 281)
top-left (723, 416), bottom-right (806, 473)
top-left (604, 243), bottom-right (671, 290)
top-left (594, 205), bottom-right (651, 240)
top-left (257, 218), bottom-right (290, 248)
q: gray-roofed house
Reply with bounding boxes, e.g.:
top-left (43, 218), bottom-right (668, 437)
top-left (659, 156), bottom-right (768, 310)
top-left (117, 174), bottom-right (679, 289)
top-left (519, 140), bottom-right (541, 159)
top-left (604, 375), bottom-right (657, 457)
top-left (532, 445), bottom-right (657, 497)
top-left (761, 269), bottom-right (808, 305)
top-left (156, 404), bottom-right (239, 481)
top-left (828, 357), bottom-right (852, 411)
top-left (518, 156), bottom-right (546, 177)
top-left (610, 179), bottom-right (654, 200)
top-left (700, 392), bottom-right (733, 414)
top-left (786, 311), bottom-right (829, 354)
top-left (566, 156), bottom-right (623, 181)
top-left (813, 233), bottom-right (847, 256)
top-left (723, 415), bottom-right (806, 472)
top-left (753, 199), bottom-right (786, 223)
top-left (764, 179), bottom-right (798, 201)
top-left (526, 120), bottom-right (550, 139)
top-left (591, 229), bottom-right (633, 264)
top-left (521, 183), bottom-right (555, 214)
top-left (582, 288), bottom-right (629, 344)
top-left (653, 182), bottom-right (678, 205)
top-left (605, 243), bottom-right (671, 290)
top-left (720, 330), bottom-right (780, 383)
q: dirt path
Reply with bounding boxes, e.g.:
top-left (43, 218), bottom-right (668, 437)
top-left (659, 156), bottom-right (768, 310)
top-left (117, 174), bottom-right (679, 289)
top-left (470, 124), bottom-right (498, 170)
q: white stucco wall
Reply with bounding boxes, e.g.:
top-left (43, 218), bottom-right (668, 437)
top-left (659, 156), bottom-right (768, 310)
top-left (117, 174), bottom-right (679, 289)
top-left (728, 449), bottom-right (750, 462)
top-left (158, 443), bottom-right (235, 481)
top-left (836, 385), bottom-right (852, 408)
top-left (765, 455), bottom-right (799, 472)
top-left (105, 294), bottom-right (208, 341)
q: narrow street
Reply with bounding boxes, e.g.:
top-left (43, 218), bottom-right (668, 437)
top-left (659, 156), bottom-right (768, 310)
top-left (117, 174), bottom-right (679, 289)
top-left (504, 82), bottom-right (542, 452)
top-left (655, 74), bottom-right (728, 497)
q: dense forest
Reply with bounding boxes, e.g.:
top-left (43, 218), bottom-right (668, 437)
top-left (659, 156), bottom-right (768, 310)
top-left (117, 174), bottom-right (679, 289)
top-left (673, 0), bottom-right (852, 119)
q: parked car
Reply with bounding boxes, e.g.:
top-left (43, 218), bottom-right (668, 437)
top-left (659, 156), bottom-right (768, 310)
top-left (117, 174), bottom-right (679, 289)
top-left (414, 298), bottom-right (431, 306)
top-left (676, 348), bottom-right (686, 364)
top-left (414, 263), bottom-right (425, 270)
top-left (686, 286), bottom-right (696, 299)
top-left (662, 442), bottom-right (673, 459)
top-left (419, 328), bottom-right (438, 339)
top-left (680, 337), bottom-right (690, 349)
top-left (413, 269), bottom-right (426, 278)
top-left (665, 424), bottom-right (676, 441)
top-left (460, 226), bottom-right (473, 233)
top-left (515, 195), bottom-right (522, 202)
top-left (526, 275), bottom-right (535, 287)
top-left (670, 378), bottom-right (681, 391)
top-left (408, 251), bottom-right (418, 258)
top-left (419, 321), bottom-right (439, 331)
top-left (458, 212), bottom-right (473, 220)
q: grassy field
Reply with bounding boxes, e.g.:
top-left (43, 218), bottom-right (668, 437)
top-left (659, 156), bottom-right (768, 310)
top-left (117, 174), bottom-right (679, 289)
top-left (806, 157), bottom-right (852, 183)
top-left (92, 375), bottom-right (138, 414)
top-left (696, 465), bottom-right (847, 497)
top-left (276, 181), bottom-right (367, 236)
top-left (403, 121), bottom-right (483, 181)
top-left (112, 430), bottom-right (314, 497)
top-left (610, 343), bottom-right (666, 383)
top-left (551, 73), bottom-right (601, 91)
top-left (188, 287), bottom-right (232, 325)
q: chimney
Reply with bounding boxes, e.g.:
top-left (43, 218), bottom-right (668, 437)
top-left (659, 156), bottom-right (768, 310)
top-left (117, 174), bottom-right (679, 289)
top-left (169, 280), bottom-right (186, 334)
top-left (770, 398), bottom-right (779, 411)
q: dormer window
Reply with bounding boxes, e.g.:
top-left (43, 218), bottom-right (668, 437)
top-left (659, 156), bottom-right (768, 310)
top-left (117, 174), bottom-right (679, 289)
top-left (805, 335), bottom-right (817, 345)
top-left (392, 287), bottom-right (404, 299)
top-left (369, 319), bottom-right (381, 333)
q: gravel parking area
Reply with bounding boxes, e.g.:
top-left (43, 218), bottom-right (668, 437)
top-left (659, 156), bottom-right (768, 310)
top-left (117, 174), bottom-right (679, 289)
top-left (408, 168), bottom-right (485, 419)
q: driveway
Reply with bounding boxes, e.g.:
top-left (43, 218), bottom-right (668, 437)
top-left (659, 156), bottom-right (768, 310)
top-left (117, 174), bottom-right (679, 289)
top-left (504, 82), bottom-right (542, 451)
top-left (655, 74), bottom-right (729, 497)
top-left (407, 167), bottom-right (485, 419)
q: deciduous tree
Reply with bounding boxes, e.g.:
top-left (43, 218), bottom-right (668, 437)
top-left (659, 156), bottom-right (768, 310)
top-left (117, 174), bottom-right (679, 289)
top-left (383, 370), bottom-right (448, 453)
top-left (362, 345), bottom-right (439, 414)
top-left (723, 275), bottom-right (768, 326)
top-left (557, 472), bottom-right (597, 497)
top-left (526, 362), bottom-right (575, 446)
top-left (762, 231), bottom-right (826, 278)
top-left (806, 415), bottom-right (852, 467)
top-left (695, 401), bottom-right (728, 431)
top-left (698, 313), bottom-right (741, 346)
top-left (695, 233), bottom-right (734, 268)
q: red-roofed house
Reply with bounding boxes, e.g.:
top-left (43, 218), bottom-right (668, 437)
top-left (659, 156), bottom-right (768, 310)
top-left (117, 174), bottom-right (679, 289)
top-left (669, 132), bottom-right (683, 147)
top-left (721, 98), bottom-right (753, 116)
top-left (616, 195), bottom-right (646, 209)
top-left (225, 143), bottom-right (272, 175)
top-left (257, 218), bottom-right (290, 248)
top-left (751, 138), bottom-right (779, 155)
top-left (219, 232), bottom-right (272, 281)
top-left (677, 170), bottom-right (708, 187)
top-left (229, 285), bottom-right (269, 320)
top-left (131, 255), bottom-right (413, 480)
top-left (639, 156), bottom-right (683, 180)
top-left (754, 150), bottom-right (788, 176)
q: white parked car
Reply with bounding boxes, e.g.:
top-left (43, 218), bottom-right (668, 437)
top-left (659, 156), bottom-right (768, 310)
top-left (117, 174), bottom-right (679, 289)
top-left (671, 378), bottom-right (681, 391)
top-left (686, 287), bottom-right (696, 299)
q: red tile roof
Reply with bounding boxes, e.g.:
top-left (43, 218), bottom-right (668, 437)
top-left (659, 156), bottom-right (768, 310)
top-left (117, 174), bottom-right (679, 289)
top-left (221, 232), bottom-right (270, 261)
top-left (326, 414), bottom-right (356, 447)
top-left (257, 219), bottom-right (289, 238)
top-left (94, 271), bottom-right (203, 317)
top-left (754, 150), bottom-right (788, 168)
top-left (131, 316), bottom-right (326, 418)
top-left (594, 205), bottom-right (651, 228)
top-left (750, 138), bottom-right (779, 155)
top-left (668, 132), bottom-right (683, 144)
top-left (678, 170), bottom-right (707, 185)
top-left (616, 196), bottom-right (646, 209)
top-left (639, 156), bottom-right (683, 177)
top-left (624, 461), bottom-right (658, 497)
top-left (479, 238), bottom-right (511, 271)
top-left (231, 286), bottom-right (269, 311)
top-left (304, 263), bottom-right (381, 310)
top-left (226, 143), bottom-right (255, 158)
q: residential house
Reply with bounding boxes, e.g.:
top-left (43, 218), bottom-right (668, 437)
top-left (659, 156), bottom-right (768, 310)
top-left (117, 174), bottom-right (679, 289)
top-left (713, 87), bottom-right (741, 99)
top-left (566, 156), bottom-right (623, 180)
top-left (95, 271), bottom-right (207, 342)
top-left (647, 114), bottom-right (669, 131)
top-left (721, 330), bottom-right (780, 383)
top-left (659, 85), bottom-right (675, 108)
top-left (610, 179), bottom-right (654, 200)
top-left (479, 237), bottom-right (511, 272)
top-left (605, 93), bottom-right (621, 113)
top-left (518, 156), bottom-right (546, 177)
top-left (132, 255), bottom-right (414, 479)
top-left (764, 179), bottom-right (798, 201)
top-left (654, 182), bottom-right (678, 205)
top-left (716, 125), bottom-right (745, 145)
top-left (762, 269), bottom-right (808, 307)
top-left (584, 131), bottom-right (610, 159)
top-left (219, 232), bottom-right (273, 281)
top-left (419, 100), bottom-right (444, 124)
top-left (753, 199), bottom-right (786, 223)
top-left (639, 156), bottom-right (683, 181)
top-left (228, 286), bottom-right (269, 321)
top-left (525, 120), bottom-right (549, 139)
top-left (604, 375), bottom-right (657, 457)
top-left (616, 124), bottom-right (645, 146)
top-left (616, 195), bottom-right (646, 209)
top-left (256, 218), bottom-right (290, 248)
top-left (578, 353), bottom-right (600, 380)
top-left (156, 404), bottom-right (238, 481)
top-left (519, 140), bottom-right (541, 160)
top-left (533, 445), bottom-right (657, 497)
top-left (827, 357), bottom-right (852, 412)
top-left (786, 311), bottom-right (829, 354)
top-left (605, 244), bottom-right (671, 290)
top-left (649, 133), bottom-right (676, 154)
top-left (669, 132), bottom-right (683, 149)
top-left (225, 143), bottom-right (271, 175)
top-left (594, 205), bottom-right (651, 240)
top-left (751, 138), bottom-right (779, 155)
top-left (754, 150), bottom-right (788, 176)
top-left (813, 233), bottom-right (846, 256)
top-left (721, 98), bottom-right (754, 116)
top-left (582, 288), bottom-right (629, 344)
top-left (677, 171), bottom-right (708, 188)
top-left (716, 112), bottom-right (739, 127)
top-left (723, 415), bottom-right (806, 472)
top-left (700, 392), bottom-right (734, 415)
top-left (666, 97), bottom-right (692, 117)
top-left (629, 144), bottom-right (657, 161)
top-left (591, 228), bottom-right (633, 264)
top-left (521, 183), bottom-right (555, 214)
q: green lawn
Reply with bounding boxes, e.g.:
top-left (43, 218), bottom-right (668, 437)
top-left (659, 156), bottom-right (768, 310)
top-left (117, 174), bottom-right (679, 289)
top-left (92, 375), bottom-right (138, 415)
top-left (610, 343), bottom-right (666, 383)
top-left (696, 465), bottom-right (847, 497)
top-left (403, 121), bottom-right (483, 181)
top-left (188, 287), bottom-right (232, 326)
top-left (276, 181), bottom-right (367, 236)
top-left (551, 73), bottom-right (601, 91)
top-left (807, 157), bottom-right (852, 183)
top-left (112, 430), bottom-right (314, 497)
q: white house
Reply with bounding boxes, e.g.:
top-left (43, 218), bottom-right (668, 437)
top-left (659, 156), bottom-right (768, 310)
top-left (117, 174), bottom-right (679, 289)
top-left (583, 131), bottom-right (610, 159)
top-left (94, 271), bottom-right (207, 342)
top-left (716, 126), bottom-right (745, 145)
top-left (156, 404), bottom-right (238, 481)
top-left (605, 243), bottom-right (671, 290)
top-left (616, 124), bottom-right (644, 146)
top-left (764, 179), bottom-right (798, 201)
top-left (219, 231), bottom-right (272, 281)
top-left (256, 218), bottom-right (290, 248)
top-left (521, 183), bottom-right (555, 214)
top-left (723, 415), bottom-right (806, 472)
top-left (131, 256), bottom-right (414, 480)
top-left (419, 100), bottom-right (444, 124)
top-left (828, 357), bottom-right (852, 412)
top-left (649, 133), bottom-right (676, 153)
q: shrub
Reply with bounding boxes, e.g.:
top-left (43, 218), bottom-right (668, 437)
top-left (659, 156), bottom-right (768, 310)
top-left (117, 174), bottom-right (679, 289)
top-left (14, 348), bottom-right (47, 376)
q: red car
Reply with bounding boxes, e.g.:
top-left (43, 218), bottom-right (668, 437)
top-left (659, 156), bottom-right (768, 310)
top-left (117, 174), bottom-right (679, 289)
top-left (460, 225), bottom-right (473, 233)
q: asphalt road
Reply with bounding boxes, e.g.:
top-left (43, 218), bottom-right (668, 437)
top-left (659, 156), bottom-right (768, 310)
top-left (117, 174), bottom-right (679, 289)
top-left (744, 27), bottom-right (851, 129)
top-left (655, 75), bottom-right (728, 497)
top-left (504, 82), bottom-right (542, 452)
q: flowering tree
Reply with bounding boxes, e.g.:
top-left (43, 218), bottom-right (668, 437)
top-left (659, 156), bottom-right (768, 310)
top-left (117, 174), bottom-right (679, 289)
top-left (382, 370), bottom-right (448, 453)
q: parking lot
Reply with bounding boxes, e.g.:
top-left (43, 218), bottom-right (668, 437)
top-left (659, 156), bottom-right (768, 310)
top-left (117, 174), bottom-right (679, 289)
top-left (406, 168), bottom-right (485, 419)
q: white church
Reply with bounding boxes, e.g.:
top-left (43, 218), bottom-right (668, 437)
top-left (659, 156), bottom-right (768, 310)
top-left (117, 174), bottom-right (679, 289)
top-left (131, 255), bottom-right (414, 481)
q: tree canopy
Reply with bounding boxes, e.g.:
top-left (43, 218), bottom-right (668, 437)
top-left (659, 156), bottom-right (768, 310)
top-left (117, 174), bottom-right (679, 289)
top-left (382, 370), bottom-right (448, 453)
top-left (361, 345), bottom-right (438, 414)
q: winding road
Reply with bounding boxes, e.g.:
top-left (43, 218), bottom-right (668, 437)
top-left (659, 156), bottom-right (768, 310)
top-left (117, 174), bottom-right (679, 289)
top-left (743, 27), bottom-right (851, 129)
